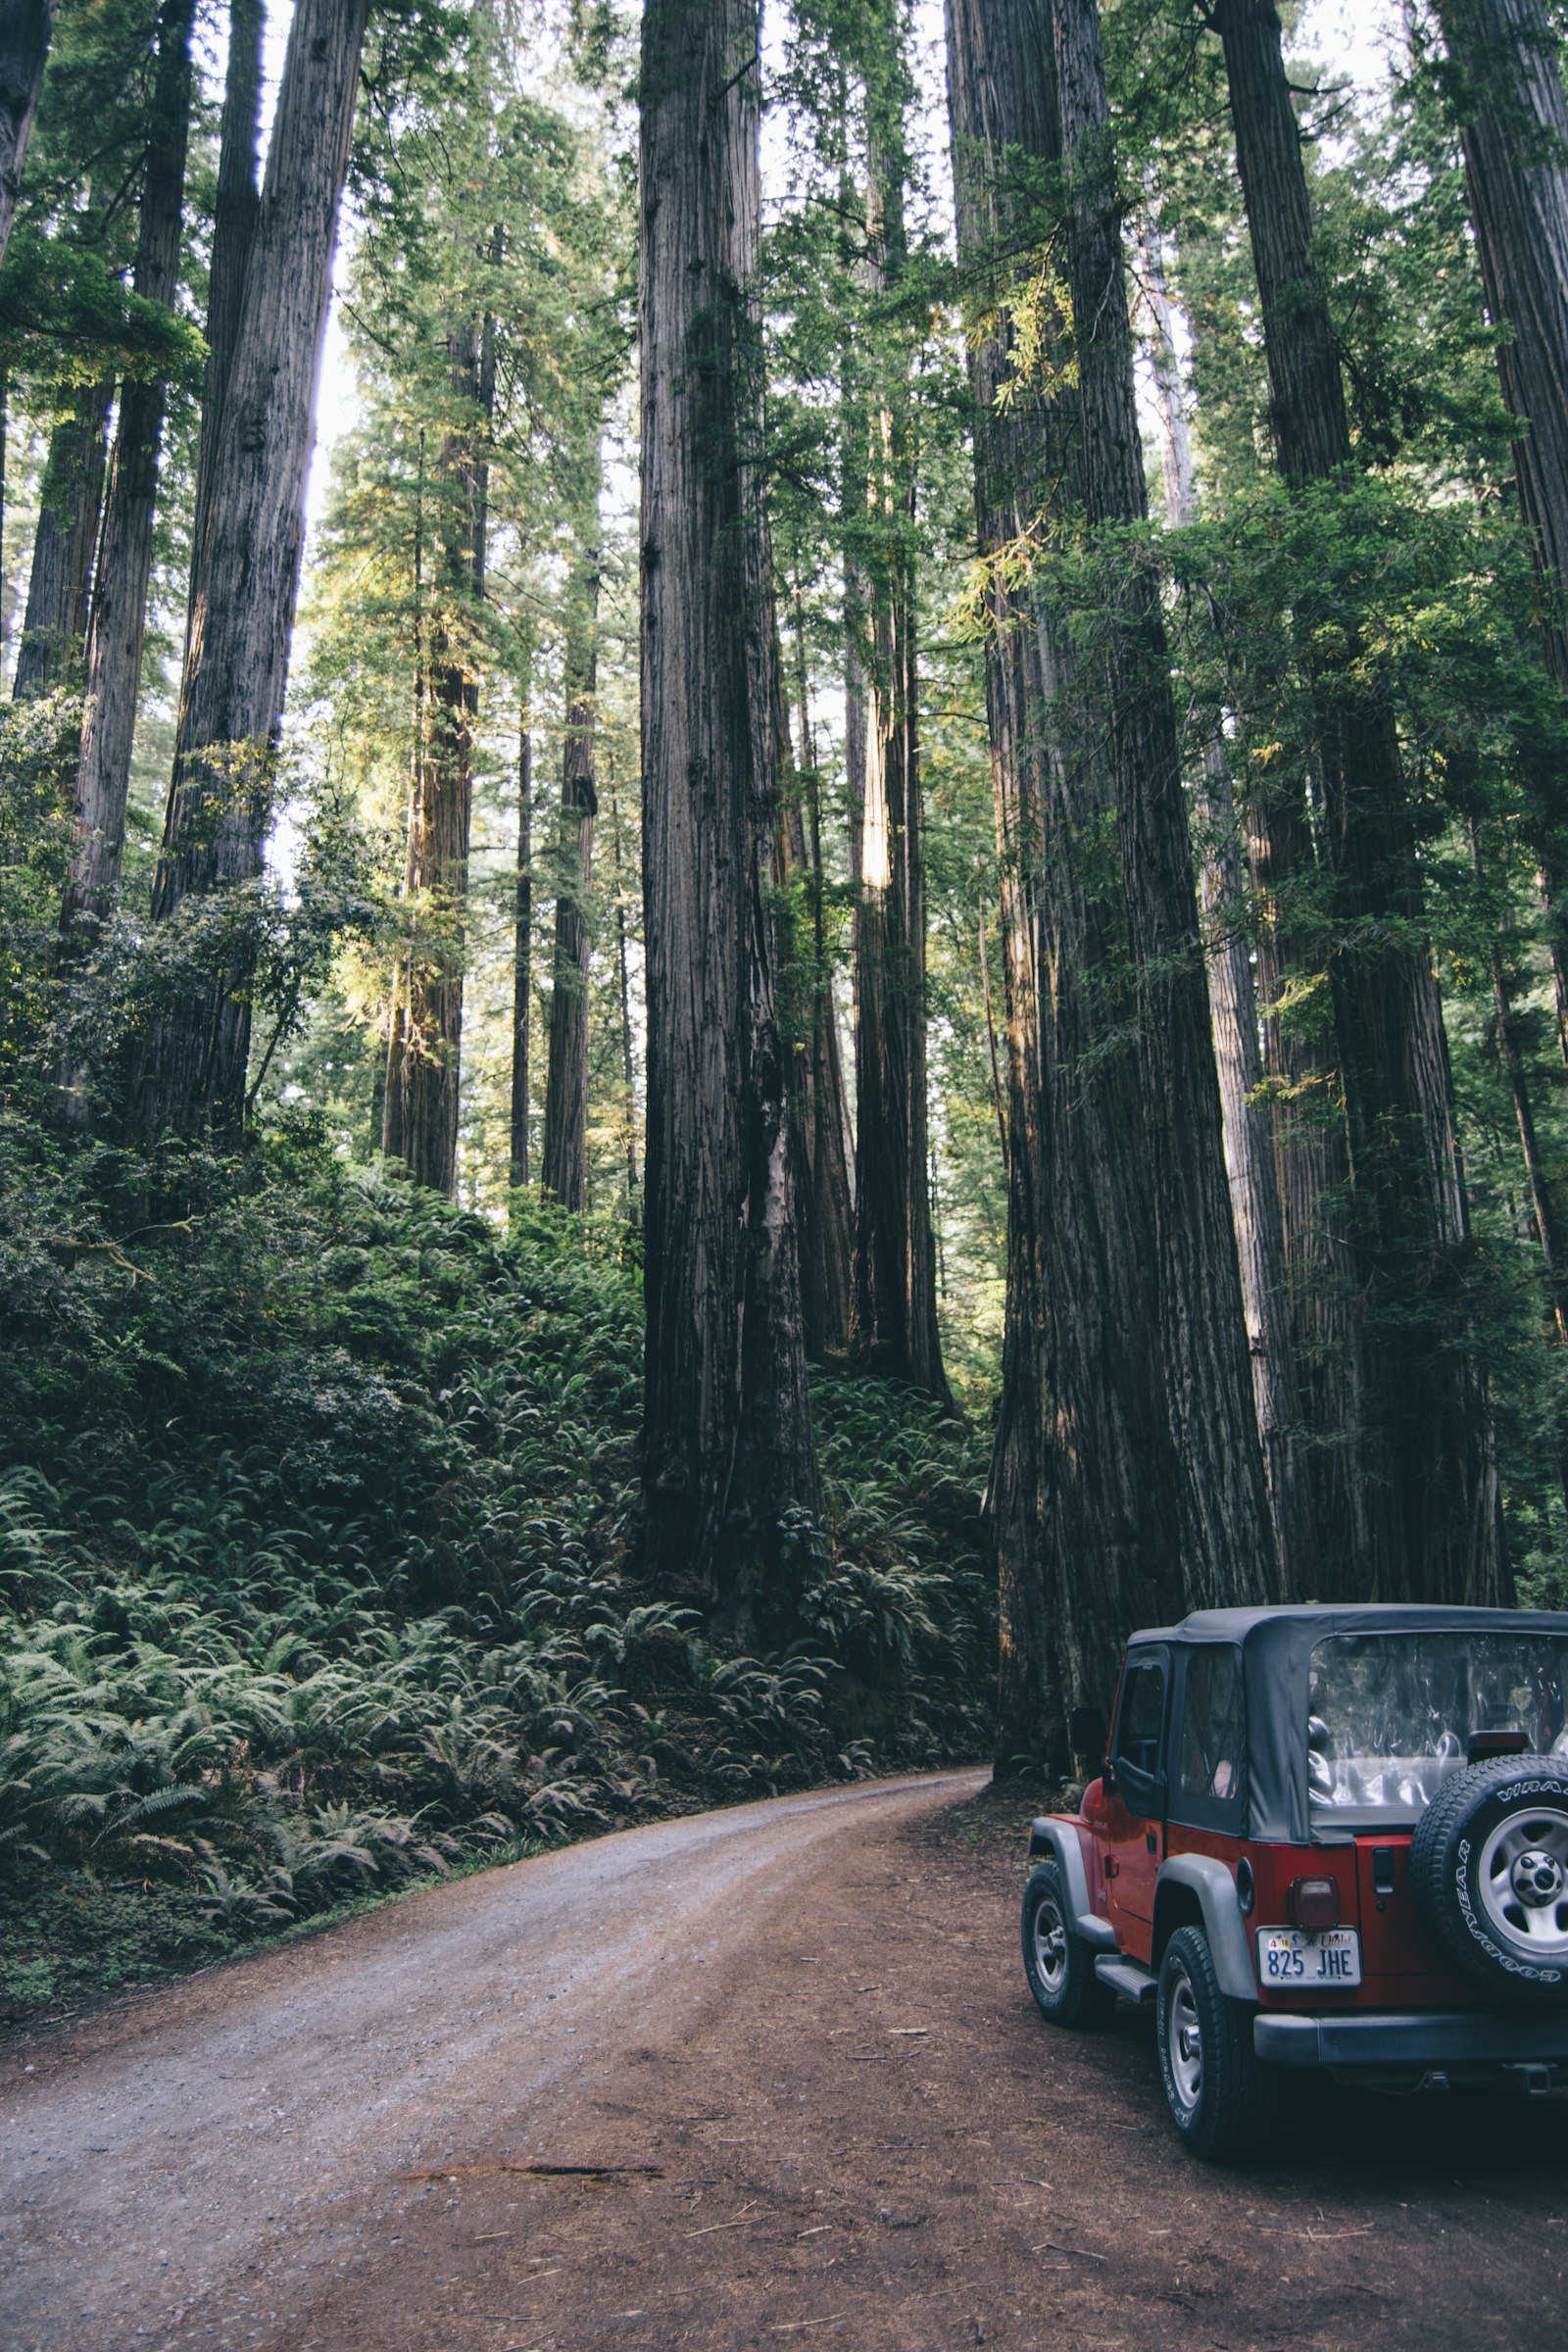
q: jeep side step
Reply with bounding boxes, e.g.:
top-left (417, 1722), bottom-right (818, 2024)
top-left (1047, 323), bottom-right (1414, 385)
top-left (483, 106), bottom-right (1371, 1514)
top-left (1094, 1955), bottom-right (1157, 2005)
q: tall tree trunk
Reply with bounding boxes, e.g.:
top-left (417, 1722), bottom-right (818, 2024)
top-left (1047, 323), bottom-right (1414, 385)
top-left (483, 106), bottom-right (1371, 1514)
top-left (1051, 0), bottom-right (1277, 1608)
top-left (1243, 771), bottom-right (1371, 1595)
top-left (1139, 219), bottom-right (1315, 1596)
top-left (13, 378), bottom-right (113, 700)
top-left (510, 648), bottom-right (533, 1192)
top-left (136, 0), bottom-right (369, 1142)
top-left (607, 752), bottom-right (640, 1222)
top-left (775, 635), bottom-right (855, 1364)
top-left (0, 366), bottom-right (8, 669)
top-left (787, 601), bottom-right (854, 1361)
top-left (1433, 0), bottom-right (1568, 1059)
top-left (59, 0), bottom-right (196, 960)
top-left (383, 314), bottom-right (488, 1195)
top-left (0, 1), bottom-right (58, 270)
top-left (947, 0), bottom-right (1189, 1766)
top-left (1468, 817), bottom-right (1568, 1340)
top-left (183, 0), bottom-right (264, 685)
top-left (541, 526), bottom-right (601, 1212)
top-left (639, 0), bottom-right (817, 1639)
top-left (849, 37), bottom-right (950, 1405)
top-left (1213, 0), bottom-right (1504, 1602)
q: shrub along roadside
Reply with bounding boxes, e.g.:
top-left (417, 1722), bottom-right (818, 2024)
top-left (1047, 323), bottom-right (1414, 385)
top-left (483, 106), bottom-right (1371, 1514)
top-left (0, 1118), bottom-right (996, 2018)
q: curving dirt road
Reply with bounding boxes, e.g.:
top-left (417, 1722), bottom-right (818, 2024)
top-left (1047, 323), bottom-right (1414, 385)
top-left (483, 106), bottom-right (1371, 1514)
top-left (4, 1769), bottom-right (1567, 2352)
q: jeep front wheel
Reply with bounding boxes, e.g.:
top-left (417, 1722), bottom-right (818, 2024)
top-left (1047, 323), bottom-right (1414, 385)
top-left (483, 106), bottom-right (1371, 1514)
top-left (1021, 1861), bottom-right (1114, 2027)
top-left (1156, 1926), bottom-right (1276, 2161)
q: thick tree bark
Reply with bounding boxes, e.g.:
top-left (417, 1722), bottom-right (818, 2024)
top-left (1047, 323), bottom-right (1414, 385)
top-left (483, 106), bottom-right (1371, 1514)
top-left (607, 755), bottom-right (640, 1222)
top-left (184, 0), bottom-right (264, 679)
top-left (1051, 0), bottom-right (1277, 1609)
top-left (383, 315), bottom-right (487, 1196)
top-left (1139, 221), bottom-right (1315, 1596)
top-left (1196, 743), bottom-right (1320, 1593)
top-left (1435, 1), bottom-right (1568, 659)
top-left (1244, 773), bottom-right (1371, 1592)
top-left (1432, 0), bottom-right (1568, 1058)
top-left (59, 0), bottom-right (196, 958)
top-left (1213, 0), bottom-right (1504, 1602)
top-left (639, 0), bottom-right (817, 1638)
top-left (1468, 819), bottom-right (1568, 1339)
top-left (947, 0), bottom-right (1189, 1767)
top-left (795, 618), bottom-right (855, 1362)
top-left (136, 0), bottom-right (368, 1141)
top-left (776, 641), bottom-right (855, 1364)
top-left (849, 41), bottom-right (951, 1406)
top-left (13, 379), bottom-right (113, 700)
top-left (541, 530), bottom-right (601, 1213)
top-left (510, 659), bottom-right (534, 1193)
top-left (0, 1), bottom-right (57, 270)
top-left (0, 367), bottom-right (8, 667)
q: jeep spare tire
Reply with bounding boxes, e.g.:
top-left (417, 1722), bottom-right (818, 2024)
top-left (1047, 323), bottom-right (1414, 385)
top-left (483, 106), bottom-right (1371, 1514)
top-left (1411, 1754), bottom-right (1568, 2005)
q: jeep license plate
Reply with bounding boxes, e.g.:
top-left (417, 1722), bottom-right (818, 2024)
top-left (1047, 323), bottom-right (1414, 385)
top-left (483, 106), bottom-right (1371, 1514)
top-left (1255, 1928), bottom-right (1362, 1987)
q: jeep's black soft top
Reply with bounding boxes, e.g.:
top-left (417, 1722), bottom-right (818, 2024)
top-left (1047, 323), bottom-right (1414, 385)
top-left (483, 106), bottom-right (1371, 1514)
top-left (1123, 1603), bottom-right (1568, 1842)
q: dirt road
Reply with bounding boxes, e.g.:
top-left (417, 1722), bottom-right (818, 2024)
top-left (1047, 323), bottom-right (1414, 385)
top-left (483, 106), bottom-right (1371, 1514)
top-left (4, 1771), bottom-right (1566, 2352)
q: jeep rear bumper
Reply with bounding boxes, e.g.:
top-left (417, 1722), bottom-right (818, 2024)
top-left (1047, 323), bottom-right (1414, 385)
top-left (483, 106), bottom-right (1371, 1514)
top-left (1255, 2007), bottom-right (1568, 2074)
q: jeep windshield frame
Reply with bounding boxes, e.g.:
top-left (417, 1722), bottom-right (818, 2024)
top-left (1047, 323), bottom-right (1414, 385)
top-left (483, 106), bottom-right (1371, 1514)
top-left (1121, 1605), bottom-right (1568, 1843)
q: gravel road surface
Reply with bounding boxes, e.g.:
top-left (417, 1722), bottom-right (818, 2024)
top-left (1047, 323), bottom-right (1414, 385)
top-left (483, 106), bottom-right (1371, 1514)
top-left (4, 1770), bottom-right (1566, 2351)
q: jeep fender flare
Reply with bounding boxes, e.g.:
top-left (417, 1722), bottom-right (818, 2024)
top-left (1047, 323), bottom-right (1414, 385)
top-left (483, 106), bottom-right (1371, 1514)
top-left (1027, 1817), bottom-right (1116, 1950)
top-left (1153, 1854), bottom-right (1256, 2002)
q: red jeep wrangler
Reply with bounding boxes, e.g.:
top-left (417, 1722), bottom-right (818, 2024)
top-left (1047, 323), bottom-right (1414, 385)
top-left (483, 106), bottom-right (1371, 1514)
top-left (1022, 1604), bottom-right (1568, 2158)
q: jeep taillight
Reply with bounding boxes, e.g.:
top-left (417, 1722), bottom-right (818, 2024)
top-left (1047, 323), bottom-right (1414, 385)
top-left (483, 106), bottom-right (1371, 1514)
top-left (1293, 1876), bottom-right (1340, 1933)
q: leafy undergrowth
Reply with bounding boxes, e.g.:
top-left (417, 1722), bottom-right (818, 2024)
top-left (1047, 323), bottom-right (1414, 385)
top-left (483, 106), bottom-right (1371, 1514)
top-left (0, 1117), bottom-right (996, 2021)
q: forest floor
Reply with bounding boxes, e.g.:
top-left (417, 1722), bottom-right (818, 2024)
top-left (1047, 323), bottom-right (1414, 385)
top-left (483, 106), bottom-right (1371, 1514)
top-left (4, 1769), bottom-right (1566, 2352)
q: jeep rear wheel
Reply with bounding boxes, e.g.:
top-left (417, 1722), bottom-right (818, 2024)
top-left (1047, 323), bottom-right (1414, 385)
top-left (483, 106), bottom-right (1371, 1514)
top-left (1411, 1755), bottom-right (1568, 2005)
top-left (1156, 1926), bottom-right (1277, 2162)
top-left (1021, 1862), bottom-right (1114, 2027)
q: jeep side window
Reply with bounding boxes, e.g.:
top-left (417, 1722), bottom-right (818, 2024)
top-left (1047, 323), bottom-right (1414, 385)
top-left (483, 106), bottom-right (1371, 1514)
top-left (1178, 1645), bottom-right (1244, 1807)
top-left (1115, 1660), bottom-right (1165, 1779)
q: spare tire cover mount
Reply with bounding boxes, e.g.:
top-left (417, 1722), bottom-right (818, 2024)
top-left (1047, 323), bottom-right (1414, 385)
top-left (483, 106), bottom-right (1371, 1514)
top-left (1411, 1756), bottom-right (1568, 2003)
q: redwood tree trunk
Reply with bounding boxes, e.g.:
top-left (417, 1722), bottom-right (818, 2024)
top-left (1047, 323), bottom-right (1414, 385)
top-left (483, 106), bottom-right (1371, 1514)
top-left (1433, 0), bottom-right (1568, 1057)
top-left (136, 0), bottom-right (368, 1141)
top-left (13, 379), bottom-right (113, 700)
top-left (383, 316), bottom-right (487, 1196)
top-left (1214, 0), bottom-right (1504, 1602)
top-left (541, 530), bottom-right (601, 1213)
top-left (608, 756), bottom-right (640, 1222)
top-left (510, 654), bottom-right (534, 1192)
top-left (1139, 221), bottom-right (1316, 1595)
top-left (946, 0), bottom-right (1192, 1766)
top-left (1469, 818), bottom-right (1568, 1338)
top-left (1244, 772), bottom-right (1371, 1592)
top-left (793, 635), bottom-right (855, 1362)
top-left (639, 0), bottom-right (817, 1638)
top-left (60, 0), bottom-right (196, 958)
top-left (849, 30), bottom-right (951, 1405)
top-left (0, 1), bottom-right (58, 270)
top-left (775, 643), bottom-right (854, 1364)
top-left (183, 0), bottom-right (264, 680)
top-left (1051, 0), bottom-right (1276, 1610)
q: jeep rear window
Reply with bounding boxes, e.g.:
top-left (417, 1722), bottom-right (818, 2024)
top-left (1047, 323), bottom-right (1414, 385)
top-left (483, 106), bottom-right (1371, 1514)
top-left (1308, 1633), bottom-right (1568, 1816)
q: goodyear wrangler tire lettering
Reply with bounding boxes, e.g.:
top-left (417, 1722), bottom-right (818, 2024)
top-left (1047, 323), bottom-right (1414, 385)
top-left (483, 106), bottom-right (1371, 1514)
top-left (1411, 1756), bottom-right (1568, 2006)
